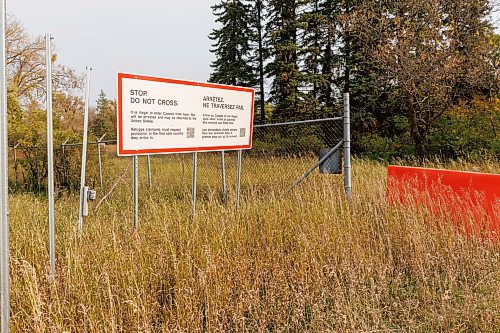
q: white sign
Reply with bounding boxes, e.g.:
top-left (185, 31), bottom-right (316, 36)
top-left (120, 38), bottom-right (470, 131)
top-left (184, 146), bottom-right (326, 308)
top-left (117, 73), bottom-right (255, 156)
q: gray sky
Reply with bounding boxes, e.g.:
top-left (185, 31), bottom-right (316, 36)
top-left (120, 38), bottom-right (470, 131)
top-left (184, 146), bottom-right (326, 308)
top-left (8, 1), bottom-right (500, 105)
top-left (8, 0), bottom-right (219, 103)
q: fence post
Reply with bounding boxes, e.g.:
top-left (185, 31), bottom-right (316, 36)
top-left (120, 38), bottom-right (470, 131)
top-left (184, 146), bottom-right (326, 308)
top-left (13, 143), bottom-right (19, 187)
top-left (61, 138), bottom-right (69, 188)
top-left (45, 33), bottom-right (56, 275)
top-left (343, 93), bottom-right (352, 199)
top-left (97, 133), bottom-right (107, 189)
top-left (78, 66), bottom-right (92, 234)
top-left (35, 145), bottom-right (41, 194)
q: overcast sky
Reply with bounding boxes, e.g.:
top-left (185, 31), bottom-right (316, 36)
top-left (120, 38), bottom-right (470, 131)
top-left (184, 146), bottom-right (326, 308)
top-left (8, 0), bottom-right (500, 105)
top-left (8, 0), bottom-right (219, 103)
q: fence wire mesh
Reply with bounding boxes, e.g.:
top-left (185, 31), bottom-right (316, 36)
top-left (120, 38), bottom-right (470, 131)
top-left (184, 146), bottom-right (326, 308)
top-left (8, 117), bottom-right (345, 207)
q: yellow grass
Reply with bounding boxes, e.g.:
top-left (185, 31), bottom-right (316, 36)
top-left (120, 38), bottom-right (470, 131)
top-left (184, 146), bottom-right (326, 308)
top-left (7, 155), bottom-right (500, 332)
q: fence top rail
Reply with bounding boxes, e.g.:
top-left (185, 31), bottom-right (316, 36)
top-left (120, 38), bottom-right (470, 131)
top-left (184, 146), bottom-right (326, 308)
top-left (63, 140), bottom-right (117, 147)
top-left (9, 140), bottom-right (118, 149)
top-left (9, 144), bottom-right (38, 149)
top-left (254, 117), bottom-right (342, 128)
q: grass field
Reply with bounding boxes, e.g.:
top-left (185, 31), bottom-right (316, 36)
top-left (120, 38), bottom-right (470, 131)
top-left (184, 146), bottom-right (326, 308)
top-left (6, 154), bottom-right (500, 332)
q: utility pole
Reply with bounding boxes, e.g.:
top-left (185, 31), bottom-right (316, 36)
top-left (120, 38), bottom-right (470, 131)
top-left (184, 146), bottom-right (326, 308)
top-left (0, 0), bottom-right (10, 330)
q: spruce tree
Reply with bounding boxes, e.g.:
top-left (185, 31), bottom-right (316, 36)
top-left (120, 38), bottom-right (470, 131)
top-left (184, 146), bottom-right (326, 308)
top-left (209, 0), bottom-right (256, 87)
top-left (92, 90), bottom-right (116, 139)
top-left (266, 0), bottom-right (303, 119)
top-left (252, 0), bottom-right (267, 122)
top-left (299, 0), bottom-right (326, 113)
top-left (96, 89), bottom-right (109, 115)
top-left (318, 0), bottom-right (344, 111)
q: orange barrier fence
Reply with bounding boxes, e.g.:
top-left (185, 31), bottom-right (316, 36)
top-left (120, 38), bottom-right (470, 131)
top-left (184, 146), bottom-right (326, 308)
top-left (387, 166), bottom-right (499, 240)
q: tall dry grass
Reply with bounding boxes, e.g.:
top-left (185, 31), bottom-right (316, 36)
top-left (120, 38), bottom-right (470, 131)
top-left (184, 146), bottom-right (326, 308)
top-left (6, 155), bottom-right (500, 332)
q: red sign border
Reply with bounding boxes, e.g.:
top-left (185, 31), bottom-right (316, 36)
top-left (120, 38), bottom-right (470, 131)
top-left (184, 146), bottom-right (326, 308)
top-left (117, 72), bottom-right (255, 156)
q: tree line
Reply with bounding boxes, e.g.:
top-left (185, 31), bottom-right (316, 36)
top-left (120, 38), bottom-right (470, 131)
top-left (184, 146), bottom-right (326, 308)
top-left (6, 16), bottom-right (116, 191)
top-left (208, 0), bottom-right (499, 158)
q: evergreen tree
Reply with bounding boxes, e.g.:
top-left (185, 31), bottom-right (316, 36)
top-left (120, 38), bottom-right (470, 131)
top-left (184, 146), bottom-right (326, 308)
top-left (91, 90), bottom-right (116, 139)
top-left (209, 0), bottom-right (256, 87)
top-left (299, 0), bottom-right (326, 113)
top-left (266, 0), bottom-right (303, 119)
top-left (319, 0), bottom-right (344, 111)
top-left (252, 0), bottom-right (267, 122)
top-left (96, 89), bottom-right (109, 115)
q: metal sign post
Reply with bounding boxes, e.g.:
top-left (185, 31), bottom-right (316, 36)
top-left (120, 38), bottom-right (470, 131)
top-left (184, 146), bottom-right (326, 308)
top-left (0, 0), bottom-right (10, 330)
top-left (97, 133), bottom-right (107, 189)
top-left (147, 155), bottom-right (152, 190)
top-left (220, 151), bottom-right (227, 204)
top-left (78, 66), bottom-right (92, 234)
top-left (191, 152), bottom-right (197, 220)
top-left (343, 93), bottom-right (352, 199)
top-left (133, 156), bottom-right (139, 228)
top-left (236, 150), bottom-right (242, 209)
top-left (45, 34), bottom-right (56, 275)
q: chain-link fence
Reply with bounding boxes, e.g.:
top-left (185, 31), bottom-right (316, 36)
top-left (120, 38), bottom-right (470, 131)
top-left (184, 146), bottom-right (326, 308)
top-left (188, 117), bottom-right (346, 205)
top-left (8, 97), bottom-right (351, 209)
top-left (9, 139), bottom-right (104, 193)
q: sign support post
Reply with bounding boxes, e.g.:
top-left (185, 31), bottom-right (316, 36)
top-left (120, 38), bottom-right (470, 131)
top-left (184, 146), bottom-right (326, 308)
top-left (78, 66), bottom-right (92, 234)
top-left (0, 0), bottom-right (10, 330)
top-left (147, 155), bottom-right (152, 190)
top-left (191, 152), bottom-right (197, 220)
top-left (133, 156), bottom-right (139, 228)
top-left (236, 150), bottom-right (242, 209)
top-left (45, 33), bottom-right (56, 275)
top-left (221, 151), bottom-right (227, 204)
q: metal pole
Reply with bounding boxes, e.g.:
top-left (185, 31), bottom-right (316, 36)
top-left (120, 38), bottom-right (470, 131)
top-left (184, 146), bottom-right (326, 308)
top-left (64, 140), bottom-right (116, 148)
top-left (78, 66), bottom-right (92, 233)
top-left (133, 156), bottom-right (138, 229)
top-left (45, 34), bottom-right (56, 275)
top-left (253, 117), bottom-right (342, 129)
top-left (0, 0), bottom-right (10, 329)
top-left (287, 140), bottom-right (343, 194)
top-left (97, 134), bottom-right (106, 189)
top-left (191, 152), bottom-right (197, 219)
top-left (220, 151), bottom-right (227, 204)
top-left (343, 93), bottom-right (352, 199)
top-left (61, 138), bottom-right (69, 188)
top-left (12, 144), bottom-right (18, 166)
top-left (147, 155), bottom-right (152, 190)
top-left (36, 146), bottom-right (40, 194)
top-left (13, 144), bottom-right (18, 188)
top-left (235, 150), bottom-right (242, 209)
